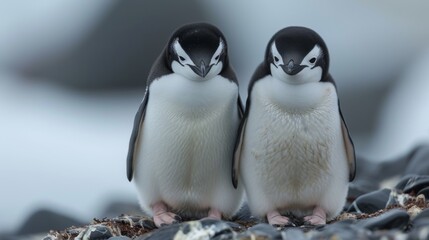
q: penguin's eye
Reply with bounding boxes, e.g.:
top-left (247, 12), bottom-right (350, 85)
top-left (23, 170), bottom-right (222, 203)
top-left (309, 57), bottom-right (316, 64)
top-left (179, 56), bottom-right (186, 61)
top-left (214, 55), bottom-right (220, 61)
top-left (274, 56), bottom-right (279, 62)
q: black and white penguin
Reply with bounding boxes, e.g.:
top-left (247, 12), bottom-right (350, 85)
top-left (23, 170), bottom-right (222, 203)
top-left (233, 26), bottom-right (355, 226)
top-left (127, 23), bottom-right (244, 227)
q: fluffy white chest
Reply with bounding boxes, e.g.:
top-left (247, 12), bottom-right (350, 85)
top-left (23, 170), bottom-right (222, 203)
top-left (134, 74), bottom-right (239, 206)
top-left (243, 76), bottom-right (344, 195)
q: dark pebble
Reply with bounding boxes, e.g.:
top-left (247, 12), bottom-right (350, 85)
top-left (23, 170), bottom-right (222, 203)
top-left (281, 228), bottom-right (307, 240)
top-left (137, 218), bottom-right (157, 230)
top-left (413, 217), bottom-right (429, 230)
top-left (348, 180), bottom-right (380, 201)
top-left (84, 225), bottom-right (113, 240)
top-left (417, 186), bottom-right (429, 199)
top-left (395, 174), bottom-right (420, 190)
top-left (144, 219), bottom-right (233, 240)
top-left (143, 222), bottom-right (183, 240)
top-left (404, 175), bottom-right (429, 194)
top-left (43, 236), bottom-right (56, 240)
top-left (357, 209), bottom-right (410, 231)
top-left (348, 188), bottom-right (391, 213)
top-left (404, 144), bottom-right (429, 176)
top-left (413, 208), bottom-right (429, 223)
top-left (108, 237), bottom-right (132, 240)
top-left (247, 223), bottom-right (282, 239)
top-left (310, 220), bottom-right (369, 240)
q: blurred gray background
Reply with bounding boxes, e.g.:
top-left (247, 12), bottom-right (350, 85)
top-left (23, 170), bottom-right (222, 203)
top-left (1, 0), bottom-right (429, 236)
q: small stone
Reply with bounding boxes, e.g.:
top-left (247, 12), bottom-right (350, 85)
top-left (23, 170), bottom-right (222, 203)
top-left (137, 218), bottom-right (157, 230)
top-left (281, 228), bottom-right (306, 240)
top-left (309, 220), bottom-right (368, 240)
top-left (417, 186), bottom-right (429, 199)
top-left (357, 209), bottom-right (410, 231)
top-left (348, 188), bottom-right (391, 213)
top-left (42, 235), bottom-right (57, 240)
top-left (144, 220), bottom-right (233, 240)
top-left (335, 212), bottom-right (358, 221)
top-left (247, 223), bottom-right (281, 239)
top-left (80, 225), bottom-right (113, 240)
top-left (407, 205), bottom-right (423, 219)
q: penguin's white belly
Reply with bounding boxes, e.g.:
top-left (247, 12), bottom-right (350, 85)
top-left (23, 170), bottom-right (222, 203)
top-left (134, 74), bottom-right (240, 214)
top-left (241, 78), bottom-right (348, 215)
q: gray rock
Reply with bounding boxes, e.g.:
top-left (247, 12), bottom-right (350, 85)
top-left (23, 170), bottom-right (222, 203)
top-left (408, 223), bottom-right (429, 240)
top-left (348, 188), bottom-right (391, 213)
top-left (76, 224), bottom-right (113, 240)
top-left (357, 209), bottom-right (410, 231)
top-left (413, 208), bottom-right (429, 223)
top-left (310, 220), bottom-right (370, 240)
top-left (417, 186), bottom-right (429, 199)
top-left (143, 219), bottom-right (233, 240)
top-left (247, 223), bottom-right (282, 239)
top-left (404, 144), bottom-right (429, 176)
top-left (108, 237), bottom-right (132, 240)
top-left (281, 228), bottom-right (307, 240)
top-left (403, 175), bottom-right (429, 194)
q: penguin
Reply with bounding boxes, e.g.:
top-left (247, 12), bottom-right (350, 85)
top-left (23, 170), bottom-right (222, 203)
top-left (127, 23), bottom-right (244, 228)
top-left (233, 26), bottom-right (356, 226)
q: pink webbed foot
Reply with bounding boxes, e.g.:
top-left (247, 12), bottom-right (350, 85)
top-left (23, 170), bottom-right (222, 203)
top-left (303, 206), bottom-right (327, 225)
top-left (267, 210), bottom-right (293, 227)
top-left (202, 208), bottom-right (222, 220)
top-left (151, 202), bottom-right (181, 228)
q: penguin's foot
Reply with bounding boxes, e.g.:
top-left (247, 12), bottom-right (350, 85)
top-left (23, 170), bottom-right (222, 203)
top-left (203, 208), bottom-right (222, 220)
top-left (303, 206), bottom-right (326, 225)
top-left (152, 202), bottom-right (181, 227)
top-left (267, 210), bottom-right (291, 226)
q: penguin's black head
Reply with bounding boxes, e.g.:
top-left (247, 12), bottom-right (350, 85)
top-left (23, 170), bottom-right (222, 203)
top-left (266, 26), bottom-right (329, 84)
top-left (166, 23), bottom-right (228, 81)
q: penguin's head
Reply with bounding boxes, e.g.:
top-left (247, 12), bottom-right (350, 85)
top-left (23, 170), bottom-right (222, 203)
top-left (166, 23), bottom-right (228, 81)
top-left (266, 26), bottom-right (329, 84)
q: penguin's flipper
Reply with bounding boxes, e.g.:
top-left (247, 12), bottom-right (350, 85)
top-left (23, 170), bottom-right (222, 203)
top-left (237, 96), bottom-right (244, 118)
top-left (339, 108), bottom-right (356, 181)
top-left (232, 116), bottom-right (247, 188)
top-left (126, 89), bottom-right (149, 181)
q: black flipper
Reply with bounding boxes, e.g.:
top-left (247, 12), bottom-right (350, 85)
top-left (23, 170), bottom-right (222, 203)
top-left (126, 89), bottom-right (149, 181)
top-left (325, 74), bottom-right (356, 181)
top-left (339, 102), bottom-right (356, 181)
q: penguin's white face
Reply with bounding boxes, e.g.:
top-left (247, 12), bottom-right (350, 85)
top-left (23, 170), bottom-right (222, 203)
top-left (270, 43), bottom-right (323, 85)
top-left (171, 38), bottom-right (224, 81)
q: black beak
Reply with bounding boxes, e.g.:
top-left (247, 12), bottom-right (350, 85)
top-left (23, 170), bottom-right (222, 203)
top-left (281, 59), bottom-right (306, 75)
top-left (191, 60), bottom-right (212, 78)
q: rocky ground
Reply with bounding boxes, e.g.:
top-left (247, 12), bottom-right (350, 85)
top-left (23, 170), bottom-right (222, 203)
top-left (42, 180), bottom-right (429, 240)
top-left (7, 144), bottom-right (429, 240)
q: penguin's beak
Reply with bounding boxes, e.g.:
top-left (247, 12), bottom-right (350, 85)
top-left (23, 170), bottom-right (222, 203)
top-left (282, 59), bottom-right (306, 75)
top-left (191, 60), bottom-right (212, 78)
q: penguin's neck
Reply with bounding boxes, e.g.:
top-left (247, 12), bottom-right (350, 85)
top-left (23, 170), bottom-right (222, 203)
top-left (265, 76), bottom-right (335, 113)
top-left (149, 73), bottom-right (237, 113)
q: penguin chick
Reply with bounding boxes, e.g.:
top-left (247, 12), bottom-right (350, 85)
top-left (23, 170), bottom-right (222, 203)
top-left (233, 26), bottom-right (355, 226)
top-left (127, 23), bottom-right (244, 227)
